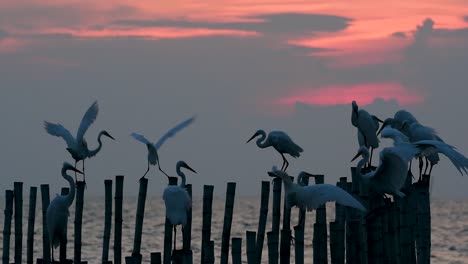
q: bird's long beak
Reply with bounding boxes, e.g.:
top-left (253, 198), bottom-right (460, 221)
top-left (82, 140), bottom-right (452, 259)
top-left (106, 133), bottom-right (116, 140)
top-left (184, 164), bottom-right (197, 174)
top-left (376, 121), bottom-right (388, 136)
top-left (351, 151), bottom-right (363, 162)
top-left (373, 116), bottom-right (384, 123)
top-left (71, 167), bottom-right (83, 174)
top-left (246, 133), bottom-right (257, 143)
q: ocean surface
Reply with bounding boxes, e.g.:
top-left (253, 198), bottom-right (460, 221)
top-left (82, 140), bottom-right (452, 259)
top-left (0, 196), bottom-right (467, 264)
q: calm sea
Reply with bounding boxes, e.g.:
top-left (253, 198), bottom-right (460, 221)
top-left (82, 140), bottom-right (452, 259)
top-left (0, 197), bottom-right (467, 264)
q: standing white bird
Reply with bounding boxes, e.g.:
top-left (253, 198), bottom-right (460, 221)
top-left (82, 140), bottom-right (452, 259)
top-left (267, 168), bottom-right (366, 225)
top-left (351, 101), bottom-right (383, 167)
top-left (351, 144), bottom-right (420, 197)
top-left (377, 109), bottom-right (419, 136)
top-left (380, 126), bottom-right (468, 177)
top-left (131, 116), bottom-right (195, 179)
top-left (247, 130), bottom-right (303, 172)
top-left (46, 162), bottom-right (82, 262)
top-left (163, 161), bottom-right (196, 249)
top-left (44, 101), bottom-right (115, 184)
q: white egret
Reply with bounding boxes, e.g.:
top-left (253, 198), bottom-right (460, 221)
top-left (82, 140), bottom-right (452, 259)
top-left (247, 130), bottom-right (303, 172)
top-left (46, 162), bottom-right (82, 262)
top-left (377, 109), bottom-right (419, 136)
top-left (381, 126), bottom-right (468, 177)
top-left (268, 168), bottom-right (366, 225)
top-left (44, 101), bottom-right (115, 183)
top-left (351, 144), bottom-right (420, 197)
top-left (131, 116), bottom-right (195, 179)
top-left (351, 101), bottom-right (383, 167)
top-left (163, 161), bottom-right (196, 249)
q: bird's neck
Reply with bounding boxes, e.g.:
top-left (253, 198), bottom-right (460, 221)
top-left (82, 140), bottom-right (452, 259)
top-left (88, 131), bottom-right (104, 157)
top-left (176, 166), bottom-right (186, 187)
top-left (256, 130), bottom-right (269, 148)
top-left (356, 155), bottom-right (372, 182)
top-left (61, 168), bottom-right (76, 207)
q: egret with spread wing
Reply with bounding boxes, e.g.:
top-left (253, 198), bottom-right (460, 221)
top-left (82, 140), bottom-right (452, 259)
top-left (46, 162), bottom-right (82, 262)
top-left (44, 101), bottom-right (115, 184)
top-left (131, 116), bottom-right (195, 179)
top-left (163, 161), bottom-right (196, 249)
top-left (247, 130), bottom-right (303, 172)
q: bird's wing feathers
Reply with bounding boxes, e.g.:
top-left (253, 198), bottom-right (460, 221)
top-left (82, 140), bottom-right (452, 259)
top-left (131, 132), bottom-right (152, 145)
top-left (44, 122), bottom-right (76, 149)
top-left (415, 140), bottom-right (468, 175)
top-left (76, 101), bottom-right (99, 141)
top-left (357, 110), bottom-right (379, 148)
top-left (154, 116), bottom-right (196, 150)
top-left (297, 184), bottom-right (366, 211)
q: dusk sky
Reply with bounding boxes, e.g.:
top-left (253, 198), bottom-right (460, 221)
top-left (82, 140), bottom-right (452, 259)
top-left (1, 0), bottom-right (468, 198)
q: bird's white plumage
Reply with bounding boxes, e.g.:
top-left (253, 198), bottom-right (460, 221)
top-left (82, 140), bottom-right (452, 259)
top-left (44, 122), bottom-right (77, 150)
top-left (130, 132), bottom-right (152, 145)
top-left (154, 116), bottom-right (196, 150)
top-left (76, 101), bottom-right (98, 142)
top-left (163, 186), bottom-right (191, 226)
top-left (351, 101), bottom-right (380, 148)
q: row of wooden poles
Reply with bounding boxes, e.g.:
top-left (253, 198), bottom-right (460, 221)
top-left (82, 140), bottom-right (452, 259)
top-left (2, 168), bottom-right (431, 264)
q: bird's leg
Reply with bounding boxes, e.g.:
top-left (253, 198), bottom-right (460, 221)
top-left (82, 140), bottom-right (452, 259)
top-left (51, 246), bottom-right (54, 263)
top-left (418, 157), bottom-right (423, 182)
top-left (369, 147), bottom-right (374, 169)
top-left (141, 161), bottom-right (150, 180)
top-left (280, 153), bottom-right (289, 172)
top-left (429, 163), bottom-right (434, 176)
top-left (82, 160), bottom-right (87, 189)
top-left (158, 162), bottom-right (171, 179)
top-left (173, 225), bottom-right (177, 250)
top-left (298, 212), bottom-right (305, 228)
top-left (74, 161), bottom-right (78, 183)
top-left (423, 157), bottom-right (429, 176)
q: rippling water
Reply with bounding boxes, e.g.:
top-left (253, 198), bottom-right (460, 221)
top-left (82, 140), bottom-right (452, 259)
top-left (0, 196), bottom-right (467, 263)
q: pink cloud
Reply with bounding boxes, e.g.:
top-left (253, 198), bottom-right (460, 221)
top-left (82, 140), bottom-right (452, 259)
top-left (278, 83), bottom-right (424, 106)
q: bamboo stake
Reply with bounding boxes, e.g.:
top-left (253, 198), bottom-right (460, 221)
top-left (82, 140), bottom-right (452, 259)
top-left (26, 187), bottom-right (37, 264)
top-left (329, 221), bottom-right (344, 264)
top-left (102, 180), bottom-right (113, 263)
top-left (294, 226), bottom-right (304, 264)
top-left (204, 241), bottom-right (215, 264)
top-left (150, 252), bottom-right (161, 264)
top-left (231, 237), bottom-right (242, 264)
top-left (267, 231), bottom-right (279, 264)
top-left (256, 181), bottom-right (270, 264)
top-left (183, 184), bottom-right (193, 263)
top-left (132, 177), bottom-right (148, 261)
top-left (220, 182), bottom-right (236, 264)
top-left (280, 176), bottom-right (293, 264)
top-left (40, 184), bottom-right (51, 263)
top-left (271, 176), bottom-right (282, 261)
top-left (2, 190), bottom-right (14, 264)
top-left (74, 181), bottom-right (86, 264)
top-left (60, 188), bottom-right (70, 262)
top-left (201, 185), bottom-right (214, 263)
top-left (14, 182), bottom-right (23, 264)
top-left (246, 231), bottom-right (257, 264)
top-left (163, 177), bottom-right (178, 264)
top-left (114, 175), bottom-right (124, 264)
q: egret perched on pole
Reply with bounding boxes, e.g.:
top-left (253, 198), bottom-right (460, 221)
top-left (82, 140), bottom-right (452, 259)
top-left (351, 101), bottom-right (383, 167)
top-left (131, 116), bottom-right (195, 179)
top-left (162, 161), bottom-right (196, 249)
top-left (268, 168), bottom-right (366, 226)
top-left (46, 162), bottom-right (82, 262)
top-left (44, 101), bottom-right (115, 184)
top-left (247, 130), bottom-right (303, 172)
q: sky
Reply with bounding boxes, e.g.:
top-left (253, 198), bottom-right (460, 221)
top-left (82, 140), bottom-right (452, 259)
top-left (1, 0), bottom-right (468, 198)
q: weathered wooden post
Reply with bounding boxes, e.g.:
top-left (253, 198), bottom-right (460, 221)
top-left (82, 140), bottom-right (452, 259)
top-left (280, 176), bottom-right (293, 264)
top-left (267, 231), bottom-right (279, 264)
top-left (397, 171), bottom-right (413, 264)
top-left (416, 174), bottom-right (431, 264)
top-left (256, 181), bottom-right (270, 264)
top-left (102, 179), bottom-right (113, 264)
top-left (204, 241), bottom-right (215, 264)
top-left (231, 237), bottom-right (242, 264)
top-left (3, 190), bottom-right (14, 264)
top-left (74, 181), bottom-right (86, 264)
top-left (14, 182), bottom-right (23, 264)
top-left (366, 194), bottom-right (384, 264)
top-left (130, 177), bottom-right (149, 264)
top-left (311, 174), bottom-right (327, 264)
top-left (150, 252), bottom-right (161, 264)
top-left (270, 176), bottom-right (282, 264)
top-left (294, 175), bottom-right (309, 264)
top-left (60, 188), bottom-right (70, 262)
top-left (40, 184), bottom-right (51, 263)
top-left (163, 176), bottom-right (178, 264)
top-left (345, 175), bottom-right (360, 264)
top-left (114, 175), bottom-right (124, 264)
top-left (220, 182), bottom-right (236, 264)
top-left (330, 178), bottom-right (347, 264)
top-left (183, 184), bottom-right (193, 263)
top-left (246, 231), bottom-right (257, 264)
top-left (26, 187), bottom-right (37, 264)
top-left (201, 185), bottom-right (214, 263)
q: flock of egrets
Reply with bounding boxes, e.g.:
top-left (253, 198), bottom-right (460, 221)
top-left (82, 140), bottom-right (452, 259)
top-left (42, 100), bottom-right (468, 260)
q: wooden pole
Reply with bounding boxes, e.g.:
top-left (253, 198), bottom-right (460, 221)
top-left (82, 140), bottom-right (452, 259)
top-left (26, 187), bottom-right (37, 264)
top-left (102, 180), bottom-right (113, 263)
top-left (132, 177), bottom-right (149, 262)
top-left (231, 237), bottom-right (242, 264)
top-left (220, 182), bottom-right (236, 264)
top-left (114, 175), bottom-right (124, 264)
top-left (204, 241), bottom-right (215, 264)
top-left (40, 184), bottom-right (51, 263)
top-left (256, 181), bottom-right (270, 264)
top-left (74, 181), bottom-right (86, 264)
top-left (150, 252), bottom-right (161, 264)
top-left (201, 185), bottom-right (214, 263)
top-left (271, 177), bottom-right (282, 263)
top-left (2, 190), bottom-right (14, 264)
top-left (267, 231), bottom-right (279, 264)
top-left (163, 177), bottom-right (178, 264)
top-left (60, 188), bottom-right (70, 262)
top-left (329, 221), bottom-right (344, 264)
top-left (183, 184), bottom-right (193, 263)
top-left (280, 176), bottom-right (293, 264)
top-left (312, 175), bottom-right (327, 264)
top-left (246, 231), bottom-right (257, 264)
top-left (294, 226), bottom-right (304, 264)
top-left (14, 182), bottom-right (23, 264)
top-left (416, 174), bottom-right (431, 264)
